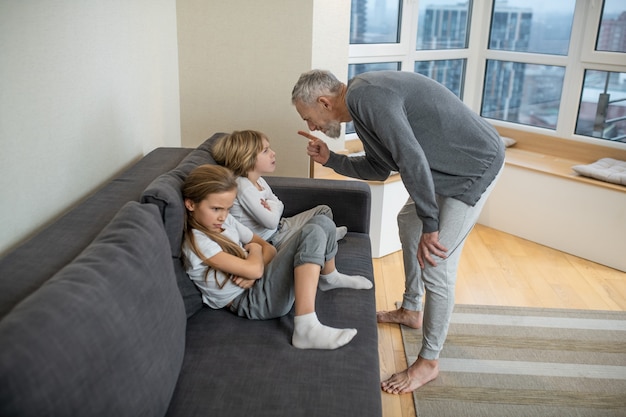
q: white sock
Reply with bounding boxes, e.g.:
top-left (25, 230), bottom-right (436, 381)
top-left (318, 269), bottom-right (373, 291)
top-left (292, 312), bottom-right (357, 350)
top-left (336, 226), bottom-right (347, 241)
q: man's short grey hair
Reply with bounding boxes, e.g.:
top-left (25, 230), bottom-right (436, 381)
top-left (291, 69), bottom-right (343, 105)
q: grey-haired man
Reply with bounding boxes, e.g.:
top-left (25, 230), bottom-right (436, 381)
top-left (292, 69), bottom-right (504, 393)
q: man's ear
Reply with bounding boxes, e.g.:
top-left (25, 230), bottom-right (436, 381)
top-left (318, 96), bottom-right (332, 110)
top-left (184, 199), bottom-right (194, 211)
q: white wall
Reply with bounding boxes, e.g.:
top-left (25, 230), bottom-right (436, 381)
top-left (479, 165), bottom-right (626, 272)
top-left (176, 0), bottom-right (351, 177)
top-left (0, 1), bottom-right (181, 255)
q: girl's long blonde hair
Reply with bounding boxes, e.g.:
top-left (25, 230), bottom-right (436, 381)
top-left (211, 130), bottom-right (266, 177)
top-left (182, 164), bottom-right (246, 283)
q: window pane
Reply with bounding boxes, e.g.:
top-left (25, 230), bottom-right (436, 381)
top-left (348, 62), bottom-right (401, 80)
top-left (596, 0), bottom-right (626, 53)
top-left (414, 59), bottom-right (466, 98)
top-left (416, 1), bottom-right (471, 50)
top-left (347, 62), bottom-right (401, 134)
top-left (481, 60), bottom-right (565, 129)
top-left (489, 0), bottom-right (574, 55)
top-left (575, 70), bottom-right (626, 143)
top-left (350, 0), bottom-right (401, 44)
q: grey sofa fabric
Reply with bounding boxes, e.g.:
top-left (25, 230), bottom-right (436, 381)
top-left (0, 147), bottom-right (192, 318)
top-left (0, 202), bottom-right (186, 417)
top-left (140, 133), bottom-right (225, 318)
top-left (266, 176), bottom-right (371, 234)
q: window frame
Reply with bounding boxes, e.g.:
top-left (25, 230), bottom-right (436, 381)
top-left (347, 0), bottom-right (626, 149)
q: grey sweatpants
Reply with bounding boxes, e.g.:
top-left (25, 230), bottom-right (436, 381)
top-left (268, 204), bottom-right (333, 250)
top-left (230, 215), bottom-right (338, 320)
top-left (397, 167), bottom-right (502, 360)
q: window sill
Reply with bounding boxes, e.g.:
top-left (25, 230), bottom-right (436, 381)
top-left (496, 126), bottom-right (626, 194)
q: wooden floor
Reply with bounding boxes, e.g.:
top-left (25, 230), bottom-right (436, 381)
top-left (374, 223), bottom-right (626, 417)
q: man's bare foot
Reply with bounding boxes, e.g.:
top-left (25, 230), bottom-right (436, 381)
top-left (376, 307), bottom-right (423, 329)
top-left (381, 357), bottom-right (439, 394)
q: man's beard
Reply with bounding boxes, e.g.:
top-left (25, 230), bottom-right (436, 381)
top-left (324, 121), bottom-right (341, 138)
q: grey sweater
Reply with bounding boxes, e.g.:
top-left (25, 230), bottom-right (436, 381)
top-left (325, 71), bottom-right (505, 233)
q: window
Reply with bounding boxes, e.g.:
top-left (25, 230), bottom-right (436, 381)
top-left (576, 70), bottom-right (626, 141)
top-left (414, 1), bottom-right (470, 98)
top-left (348, 62), bottom-right (401, 80)
top-left (482, 61), bottom-right (565, 129)
top-left (480, 1), bottom-right (574, 130)
top-left (489, 1), bottom-right (574, 55)
top-left (414, 59), bottom-right (465, 97)
top-left (416, 1), bottom-right (470, 50)
top-left (348, 0), bottom-right (626, 144)
top-left (596, 0), bottom-right (626, 53)
top-left (349, 0), bottom-right (401, 44)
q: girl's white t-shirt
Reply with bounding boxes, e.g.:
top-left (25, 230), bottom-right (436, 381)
top-left (183, 214), bottom-right (254, 309)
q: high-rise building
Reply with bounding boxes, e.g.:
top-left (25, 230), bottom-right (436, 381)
top-left (596, 11), bottom-right (626, 53)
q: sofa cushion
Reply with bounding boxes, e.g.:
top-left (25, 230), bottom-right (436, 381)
top-left (141, 133), bottom-right (226, 318)
top-left (0, 202), bottom-right (186, 417)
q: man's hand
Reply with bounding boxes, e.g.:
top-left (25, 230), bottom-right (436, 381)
top-left (417, 231), bottom-right (448, 268)
top-left (297, 130), bottom-right (330, 165)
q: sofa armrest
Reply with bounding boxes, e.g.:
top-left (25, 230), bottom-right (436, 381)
top-left (264, 177), bottom-right (371, 234)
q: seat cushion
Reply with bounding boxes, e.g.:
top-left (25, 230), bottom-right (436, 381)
top-left (572, 158), bottom-right (626, 185)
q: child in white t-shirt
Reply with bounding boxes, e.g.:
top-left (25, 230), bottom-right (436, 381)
top-left (182, 164), bottom-right (371, 350)
top-left (211, 130), bottom-right (347, 250)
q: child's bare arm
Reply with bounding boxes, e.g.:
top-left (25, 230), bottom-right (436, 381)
top-left (205, 247), bottom-right (264, 280)
top-left (249, 234), bottom-right (276, 265)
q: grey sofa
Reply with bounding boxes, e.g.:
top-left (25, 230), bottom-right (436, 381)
top-left (0, 133), bottom-right (382, 417)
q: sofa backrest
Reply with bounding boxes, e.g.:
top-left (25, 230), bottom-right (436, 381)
top-left (0, 202), bottom-right (186, 417)
top-left (140, 133), bottom-right (226, 318)
top-left (0, 147), bottom-right (193, 318)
